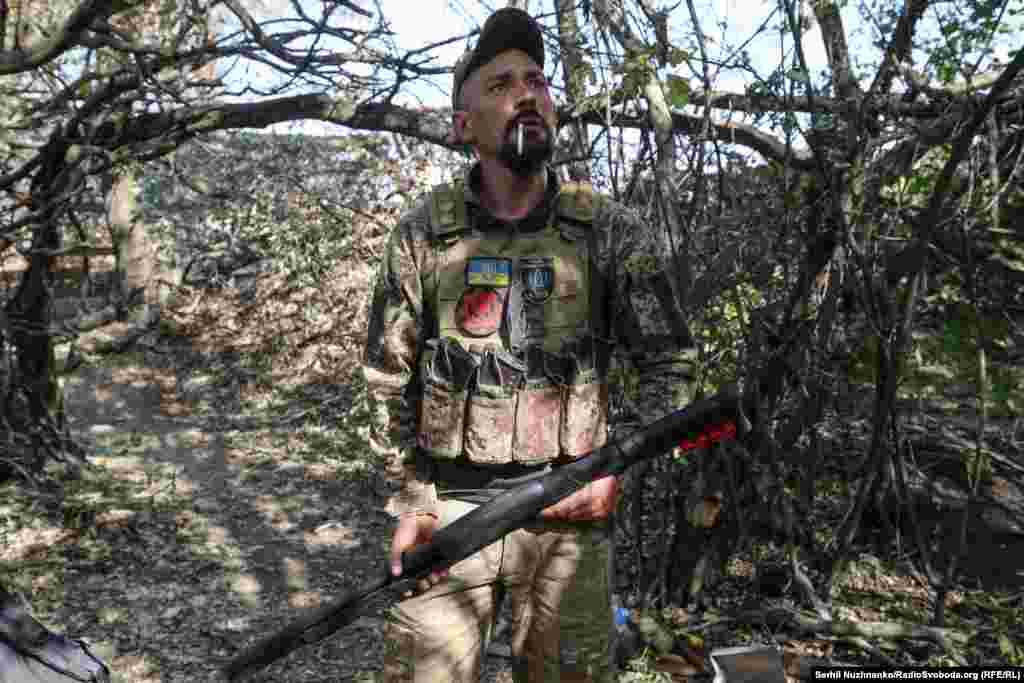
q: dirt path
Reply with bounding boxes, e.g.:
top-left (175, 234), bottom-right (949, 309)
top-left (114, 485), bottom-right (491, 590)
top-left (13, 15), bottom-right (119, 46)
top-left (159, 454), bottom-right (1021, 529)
top-left (23, 323), bottom-right (521, 683)
top-left (48, 334), bottom-right (400, 682)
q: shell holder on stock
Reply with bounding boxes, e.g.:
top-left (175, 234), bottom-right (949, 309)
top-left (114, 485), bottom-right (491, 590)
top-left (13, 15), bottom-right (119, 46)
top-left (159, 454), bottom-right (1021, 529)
top-left (674, 354), bottom-right (793, 453)
top-left (678, 418), bottom-right (738, 451)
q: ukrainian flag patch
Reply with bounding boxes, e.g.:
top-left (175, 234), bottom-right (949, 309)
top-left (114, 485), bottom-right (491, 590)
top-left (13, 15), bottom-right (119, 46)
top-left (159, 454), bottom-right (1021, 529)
top-left (466, 257), bottom-right (512, 287)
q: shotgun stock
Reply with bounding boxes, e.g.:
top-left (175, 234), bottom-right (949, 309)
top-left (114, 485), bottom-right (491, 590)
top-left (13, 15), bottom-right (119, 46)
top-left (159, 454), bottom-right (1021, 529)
top-left (224, 387), bottom-right (749, 681)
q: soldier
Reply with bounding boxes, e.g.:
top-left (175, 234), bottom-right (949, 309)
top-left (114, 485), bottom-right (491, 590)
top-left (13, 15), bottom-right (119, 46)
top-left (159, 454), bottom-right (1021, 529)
top-left (361, 7), bottom-right (695, 682)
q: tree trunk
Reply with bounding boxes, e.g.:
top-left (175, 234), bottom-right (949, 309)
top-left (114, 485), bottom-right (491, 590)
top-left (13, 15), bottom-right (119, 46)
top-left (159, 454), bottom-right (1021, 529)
top-left (554, 0), bottom-right (591, 182)
top-left (108, 171), bottom-right (154, 309)
top-left (4, 214), bottom-right (60, 472)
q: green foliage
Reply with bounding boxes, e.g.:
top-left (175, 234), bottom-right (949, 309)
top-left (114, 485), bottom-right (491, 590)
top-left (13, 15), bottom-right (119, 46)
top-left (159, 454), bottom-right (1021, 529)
top-left (999, 632), bottom-right (1024, 666)
top-left (140, 175), bottom-right (163, 209)
top-left (883, 146), bottom-right (951, 207)
top-left (902, 295), bottom-right (1021, 415)
top-left (993, 237), bottom-right (1024, 275)
top-left (695, 277), bottom-right (773, 394)
top-left (786, 67), bottom-right (811, 83)
top-left (928, 0), bottom-right (1012, 83)
top-left (612, 47), bottom-right (658, 100)
top-left (666, 75), bottom-right (690, 108)
top-left (141, 131), bottom-right (459, 297)
top-left (666, 48), bottom-right (690, 67)
top-left (0, 444), bottom-right (188, 606)
top-left (847, 333), bottom-right (882, 386)
top-left (61, 456), bottom-right (181, 525)
top-left (609, 364), bottom-right (642, 402)
top-left (314, 371), bottom-right (376, 462)
top-left (967, 592), bottom-right (1024, 665)
top-left (246, 194), bottom-right (355, 289)
top-left (620, 649), bottom-right (673, 683)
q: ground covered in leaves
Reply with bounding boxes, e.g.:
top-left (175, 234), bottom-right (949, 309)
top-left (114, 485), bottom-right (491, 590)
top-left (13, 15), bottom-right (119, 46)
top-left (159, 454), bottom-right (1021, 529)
top-left (2, 251), bottom-right (1024, 681)
top-left (2, 256), bottom-right (402, 681)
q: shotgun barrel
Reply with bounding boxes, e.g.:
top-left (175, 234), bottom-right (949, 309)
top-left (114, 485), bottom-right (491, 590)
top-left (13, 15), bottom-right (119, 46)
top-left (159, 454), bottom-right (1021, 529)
top-left (224, 388), bottom-right (746, 681)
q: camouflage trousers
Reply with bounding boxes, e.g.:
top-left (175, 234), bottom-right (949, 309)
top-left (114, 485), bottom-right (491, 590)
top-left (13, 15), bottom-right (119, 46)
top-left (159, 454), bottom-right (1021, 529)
top-left (382, 499), bottom-right (614, 683)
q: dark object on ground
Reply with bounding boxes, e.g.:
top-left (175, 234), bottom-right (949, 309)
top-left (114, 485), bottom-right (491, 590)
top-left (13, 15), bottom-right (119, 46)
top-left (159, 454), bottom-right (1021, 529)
top-left (612, 607), bottom-right (643, 668)
top-left (755, 563), bottom-right (791, 598)
top-left (0, 587), bottom-right (109, 683)
top-left (711, 645), bottom-right (786, 683)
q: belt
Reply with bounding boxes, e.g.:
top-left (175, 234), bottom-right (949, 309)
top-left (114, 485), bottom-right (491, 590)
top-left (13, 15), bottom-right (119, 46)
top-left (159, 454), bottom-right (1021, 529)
top-left (428, 457), bottom-right (612, 529)
top-left (430, 457), bottom-right (553, 493)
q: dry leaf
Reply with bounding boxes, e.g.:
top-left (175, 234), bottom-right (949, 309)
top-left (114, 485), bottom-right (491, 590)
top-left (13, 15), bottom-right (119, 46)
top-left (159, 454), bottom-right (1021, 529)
top-left (655, 652), bottom-right (705, 679)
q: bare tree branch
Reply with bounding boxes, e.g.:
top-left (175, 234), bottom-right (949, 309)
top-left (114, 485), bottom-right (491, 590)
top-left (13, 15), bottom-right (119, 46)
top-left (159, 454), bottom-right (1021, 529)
top-left (0, 0), bottom-right (120, 75)
top-left (812, 0), bottom-right (860, 100)
top-left (866, 0), bottom-right (930, 99)
top-left (902, 43), bottom-right (1024, 275)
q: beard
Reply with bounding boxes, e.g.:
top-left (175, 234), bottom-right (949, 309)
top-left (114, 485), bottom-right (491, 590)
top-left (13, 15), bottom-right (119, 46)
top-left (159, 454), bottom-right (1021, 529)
top-left (497, 117), bottom-right (554, 178)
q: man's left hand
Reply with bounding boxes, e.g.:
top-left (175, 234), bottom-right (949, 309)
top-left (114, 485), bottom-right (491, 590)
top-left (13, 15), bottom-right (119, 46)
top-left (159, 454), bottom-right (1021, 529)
top-left (540, 475), bottom-right (618, 521)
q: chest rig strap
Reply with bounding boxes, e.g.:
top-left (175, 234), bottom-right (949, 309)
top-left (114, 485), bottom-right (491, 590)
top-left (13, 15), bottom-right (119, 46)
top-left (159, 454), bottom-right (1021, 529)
top-left (429, 179), bottom-right (600, 238)
top-left (428, 180), bottom-right (468, 242)
top-left (556, 181), bottom-right (600, 225)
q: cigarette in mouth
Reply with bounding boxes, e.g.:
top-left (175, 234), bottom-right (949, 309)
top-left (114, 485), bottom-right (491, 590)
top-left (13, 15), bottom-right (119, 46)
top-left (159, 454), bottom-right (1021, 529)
top-left (517, 123), bottom-right (524, 156)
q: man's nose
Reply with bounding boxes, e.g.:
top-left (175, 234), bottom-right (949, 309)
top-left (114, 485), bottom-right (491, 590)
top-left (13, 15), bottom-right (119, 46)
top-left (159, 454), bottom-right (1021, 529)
top-left (512, 78), bottom-right (537, 104)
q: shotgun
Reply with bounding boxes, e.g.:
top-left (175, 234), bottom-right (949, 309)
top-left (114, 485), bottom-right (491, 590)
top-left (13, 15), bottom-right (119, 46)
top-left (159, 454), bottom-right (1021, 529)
top-left (224, 383), bottom-right (761, 681)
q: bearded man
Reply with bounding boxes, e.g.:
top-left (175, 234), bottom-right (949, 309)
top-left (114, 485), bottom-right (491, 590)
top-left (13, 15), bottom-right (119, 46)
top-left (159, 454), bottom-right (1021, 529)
top-left (361, 8), bottom-right (696, 681)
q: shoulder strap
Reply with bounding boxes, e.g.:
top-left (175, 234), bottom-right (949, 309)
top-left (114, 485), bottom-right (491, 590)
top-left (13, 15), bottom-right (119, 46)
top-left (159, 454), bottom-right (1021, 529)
top-left (556, 181), bottom-right (601, 225)
top-left (427, 180), bottom-right (468, 240)
top-left (555, 181), bottom-right (609, 340)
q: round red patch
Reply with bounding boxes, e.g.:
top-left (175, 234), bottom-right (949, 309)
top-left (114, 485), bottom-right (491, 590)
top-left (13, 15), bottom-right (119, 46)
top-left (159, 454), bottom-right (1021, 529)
top-left (456, 287), bottom-right (504, 337)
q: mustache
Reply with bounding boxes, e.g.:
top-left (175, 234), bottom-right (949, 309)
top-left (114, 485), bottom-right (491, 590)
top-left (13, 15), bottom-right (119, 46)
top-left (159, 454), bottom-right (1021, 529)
top-left (507, 112), bottom-right (547, 134)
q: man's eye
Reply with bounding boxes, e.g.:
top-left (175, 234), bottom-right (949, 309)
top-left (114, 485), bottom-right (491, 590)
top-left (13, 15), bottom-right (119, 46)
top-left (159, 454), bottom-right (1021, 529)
top-left (490, 82), bottom-right (507, 93)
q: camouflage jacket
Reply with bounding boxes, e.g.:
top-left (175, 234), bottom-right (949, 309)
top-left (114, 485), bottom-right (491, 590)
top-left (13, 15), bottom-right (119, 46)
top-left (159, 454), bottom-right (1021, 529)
top-left (361, 164), bottom-right (696, 518)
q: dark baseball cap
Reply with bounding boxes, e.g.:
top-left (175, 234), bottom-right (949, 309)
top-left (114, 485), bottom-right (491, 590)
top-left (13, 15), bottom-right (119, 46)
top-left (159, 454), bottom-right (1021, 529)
top-left (452, 8), bottom-right (545, 110)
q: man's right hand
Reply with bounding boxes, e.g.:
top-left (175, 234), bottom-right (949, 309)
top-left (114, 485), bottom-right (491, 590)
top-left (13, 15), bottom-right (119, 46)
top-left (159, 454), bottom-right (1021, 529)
top-left (390, 512), bottom-right (447, 594)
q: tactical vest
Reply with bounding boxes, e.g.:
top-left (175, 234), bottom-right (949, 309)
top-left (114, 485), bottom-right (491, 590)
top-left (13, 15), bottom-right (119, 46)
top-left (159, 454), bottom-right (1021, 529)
top-left (417, 180), bottom-right (609, 466)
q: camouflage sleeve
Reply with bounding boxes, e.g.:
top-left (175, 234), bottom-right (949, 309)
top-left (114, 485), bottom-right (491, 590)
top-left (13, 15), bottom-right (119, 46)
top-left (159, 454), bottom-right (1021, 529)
top-left (360, 199), bottom-right (438, 519)
top-left (596, 198), bottom-right (697, 433)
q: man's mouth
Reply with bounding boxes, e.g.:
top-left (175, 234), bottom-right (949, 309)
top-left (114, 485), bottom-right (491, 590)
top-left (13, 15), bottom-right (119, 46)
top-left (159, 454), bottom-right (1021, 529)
top-left (512, 114), bottom-right (545, 131)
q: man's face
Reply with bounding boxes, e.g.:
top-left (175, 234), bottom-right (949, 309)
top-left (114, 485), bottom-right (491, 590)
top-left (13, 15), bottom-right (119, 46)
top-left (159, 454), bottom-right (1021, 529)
top-left (455, 49), bottom-right (557, 177)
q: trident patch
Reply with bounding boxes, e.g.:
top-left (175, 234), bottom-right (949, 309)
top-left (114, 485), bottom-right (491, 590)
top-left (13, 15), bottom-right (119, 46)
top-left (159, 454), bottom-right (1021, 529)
top-left (520, 256), bottom-right (555, 304)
